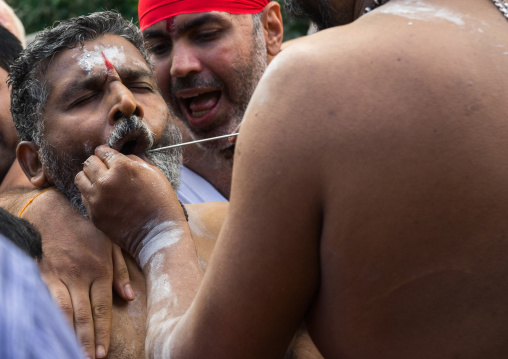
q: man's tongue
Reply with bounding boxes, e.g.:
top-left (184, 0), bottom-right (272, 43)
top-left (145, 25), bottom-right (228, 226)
top-left (188, 92), bottom-right (220, 118)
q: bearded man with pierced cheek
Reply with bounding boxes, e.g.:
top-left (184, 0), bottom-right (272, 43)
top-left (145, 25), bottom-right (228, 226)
top-left (140, 0), bottom-right (283, 203)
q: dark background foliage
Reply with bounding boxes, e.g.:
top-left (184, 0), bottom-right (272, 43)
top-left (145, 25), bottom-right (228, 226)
top-left (7, 0), bottom-right (309, 40)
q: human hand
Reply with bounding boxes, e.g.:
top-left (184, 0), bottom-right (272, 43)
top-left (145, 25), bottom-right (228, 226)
top-left (23, 189), bottom-right (134, 359)
top-left (75, 145), bottom-right (188, 261)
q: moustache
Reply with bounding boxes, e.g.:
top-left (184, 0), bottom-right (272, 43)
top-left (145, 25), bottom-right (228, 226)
top-left (170, 73), bottom-right (225, 94)
top-left (107, 115), bottom-right (154, 152)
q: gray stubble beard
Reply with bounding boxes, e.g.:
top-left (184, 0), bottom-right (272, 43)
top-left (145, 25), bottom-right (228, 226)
top-left (39, 116), bottom-right (182, 217)
top-left (168, 20), bottom-right (268, 152)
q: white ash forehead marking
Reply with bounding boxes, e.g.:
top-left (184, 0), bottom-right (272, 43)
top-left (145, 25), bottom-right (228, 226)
top-left (76, 45), bottom-right (126, 74)
top-left (377, 0), bottom-right (465, 26)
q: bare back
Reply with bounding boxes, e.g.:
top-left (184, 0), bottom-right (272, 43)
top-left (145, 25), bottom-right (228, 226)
top-left (303, 2), bottom-right (508, 357)
top-left (195, 0), bottom-right (508, 357)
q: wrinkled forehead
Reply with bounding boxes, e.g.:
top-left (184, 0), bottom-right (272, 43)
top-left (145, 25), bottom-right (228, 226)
top-left (45, 35), bottom-right (150, 82)
top-left (71, 43), bottom-right (126, 74)
top-left (138, 0), bottom-right (269, 31)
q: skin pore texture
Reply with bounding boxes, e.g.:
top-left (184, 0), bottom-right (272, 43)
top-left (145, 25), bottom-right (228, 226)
top-left (77, 0), bottom-right (508, 357)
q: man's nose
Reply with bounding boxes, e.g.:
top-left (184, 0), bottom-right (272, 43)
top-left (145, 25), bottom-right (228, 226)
top-left (107, 83), bottom-right (144, 125)
top-left (170, 42), bottom-right (202, 78)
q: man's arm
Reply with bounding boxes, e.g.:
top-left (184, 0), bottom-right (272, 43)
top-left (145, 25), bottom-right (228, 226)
top-left (0, 185), bottom-right (134, 359)
top-left (75, 149), bottom-right (203, 357)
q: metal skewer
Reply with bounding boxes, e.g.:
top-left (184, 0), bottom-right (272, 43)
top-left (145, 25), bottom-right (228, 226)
top-left (149, 133), bottom-right (239, 153)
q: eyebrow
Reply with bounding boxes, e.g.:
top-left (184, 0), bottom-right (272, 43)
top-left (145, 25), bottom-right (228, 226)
top-left (117, 67), bottom-right (155, 83)
top-left (143, 28), bottom-right (167, 40)
top-left (176, 13), bottom-right (230, 34)
top-left (143, 13), bottom-right (230, 39)
top-left (60, 67), bottom-right (156, 99)
top-left (61, 74), bottom-right (105, 100)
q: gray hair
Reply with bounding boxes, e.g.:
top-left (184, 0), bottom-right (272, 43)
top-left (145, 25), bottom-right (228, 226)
top-left (252, 11), bottom-right (263, 34)
top-left (9, 11), bottom-right (151, 145)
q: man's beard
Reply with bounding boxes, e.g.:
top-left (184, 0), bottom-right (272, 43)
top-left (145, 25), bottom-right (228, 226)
top-left (39, 115), bottom-right (182, 216)
top-left (167, 25), bottom-right (267, 151)
top-left (284, 0), bottom-right (353, 29)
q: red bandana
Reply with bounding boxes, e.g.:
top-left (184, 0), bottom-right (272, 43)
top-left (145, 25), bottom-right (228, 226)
top-left (139, 0), bottom-right (270, 31)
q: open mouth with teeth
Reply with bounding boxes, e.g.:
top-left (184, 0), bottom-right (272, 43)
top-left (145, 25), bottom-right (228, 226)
top-left (180, 90), bottom-right (221, 123)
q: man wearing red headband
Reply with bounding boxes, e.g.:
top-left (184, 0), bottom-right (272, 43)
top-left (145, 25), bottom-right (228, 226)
top-left (139, 0), bottom-right (283, 204)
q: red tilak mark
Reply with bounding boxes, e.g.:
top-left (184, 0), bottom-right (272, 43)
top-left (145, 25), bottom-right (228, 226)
top-left (166, 17), bottom-right (176, 34)
top-left (101, 51), bottom-right (115, 71)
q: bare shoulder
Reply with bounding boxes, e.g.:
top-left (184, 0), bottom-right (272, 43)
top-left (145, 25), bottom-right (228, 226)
top-left (185, 201), bottom-right (228, 237)
top-left (254, 2), bottom-right (508, 147)
top-left (185, 202), bottom-right (228, 268)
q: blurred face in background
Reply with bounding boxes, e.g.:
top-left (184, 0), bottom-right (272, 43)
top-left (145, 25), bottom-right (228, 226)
top-left (0, 1), bottom-right (26, 47)
top-left (0, 67), bottom-right (17, 181)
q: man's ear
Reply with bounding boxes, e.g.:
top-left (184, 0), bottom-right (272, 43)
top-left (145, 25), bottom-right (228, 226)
top-left (261, 1), bottom-right (284, 62)
top-left (16, 141), bottom-right (51, 188)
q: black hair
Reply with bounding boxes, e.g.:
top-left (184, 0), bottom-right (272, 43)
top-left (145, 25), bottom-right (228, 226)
top-left (0, 206), bottom-right (42, 260)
